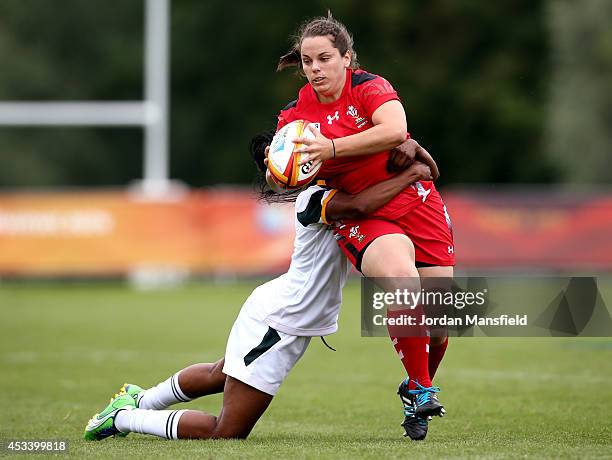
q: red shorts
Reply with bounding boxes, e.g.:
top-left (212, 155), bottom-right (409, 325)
top-left (334, 189), bottom-right (455, 272)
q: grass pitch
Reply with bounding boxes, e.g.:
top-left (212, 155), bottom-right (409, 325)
top-left (1, 281), bottom-right (611, 459)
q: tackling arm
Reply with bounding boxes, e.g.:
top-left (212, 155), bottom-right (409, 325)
top-left (325, 161), bottom-right (432, 222)
top-left (387, 138), bottom-right (440, 181)
top-left (415, 145), bottom-right (440, 181)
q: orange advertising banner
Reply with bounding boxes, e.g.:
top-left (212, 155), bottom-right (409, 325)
top-left (0, 189), bottom-right (295, 277)
top-left (0, 188), bottom-right (611, 276)
top-left (444, 189), bottom-right (612, 271)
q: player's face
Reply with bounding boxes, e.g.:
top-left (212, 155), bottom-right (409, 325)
top-left (300, 35), bottom-right (351, 103)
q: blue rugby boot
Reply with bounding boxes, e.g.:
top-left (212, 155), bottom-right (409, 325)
top-left (397, 378), bottom-right (428, 440)
top-left (409, 380), bottom-right (445, 418)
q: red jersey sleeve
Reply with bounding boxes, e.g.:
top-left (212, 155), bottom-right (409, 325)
top-left (355, 76), bottom-right (400, 118)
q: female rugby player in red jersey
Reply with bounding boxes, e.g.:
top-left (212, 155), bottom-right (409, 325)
top-left (270, 14), bottom-right (454, 440)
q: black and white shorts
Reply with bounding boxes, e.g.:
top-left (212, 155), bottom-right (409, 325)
top-left (222, 294), bottom-right (311, 396)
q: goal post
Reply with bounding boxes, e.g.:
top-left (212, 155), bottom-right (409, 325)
top-left (0, 0), bottom-right (171, 196)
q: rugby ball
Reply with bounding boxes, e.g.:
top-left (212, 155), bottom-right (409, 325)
top-left (267, 120), bottom-right (321, 189)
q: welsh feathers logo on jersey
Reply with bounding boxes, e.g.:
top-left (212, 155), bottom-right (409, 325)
top-left (346, 105), bottom-right (368, 128)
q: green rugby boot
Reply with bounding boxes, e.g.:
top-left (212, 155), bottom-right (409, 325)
top-left (113, 383), bottom-right (144, 438)
top-left (117, 383), bottom-right (145, 407)
top-left (84, 393), bottom-right (135, 441)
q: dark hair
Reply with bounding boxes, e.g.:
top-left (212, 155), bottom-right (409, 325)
top-left (277, 12), bottom-right (359, 73)
top-left (249, 131), bottom-right (274, 174)
top-left (248, 130), bottom-right (302, 204)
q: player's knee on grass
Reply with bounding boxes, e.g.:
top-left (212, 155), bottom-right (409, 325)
top-left (174, 410), bottom-right (254, 439)
top-left (177, 408), bottom-right (258, 440)
top-left (207, 377), bottom-right (273, 440)
top-left (177, 411), bottom-right (218, 439)
top-left (211, 409), bottom-right (260, 440)
top-left (212, 425), bottom-right (252, 440)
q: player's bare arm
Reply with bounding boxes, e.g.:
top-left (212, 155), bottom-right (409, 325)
top-left (326, 161), bottom-right (432, 222)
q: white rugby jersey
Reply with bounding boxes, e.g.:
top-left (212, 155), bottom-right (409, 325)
top-left (250, 185), bottom-right (351, 336)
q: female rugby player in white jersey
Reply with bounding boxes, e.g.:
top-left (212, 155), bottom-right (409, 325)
top-left (84, 137), bottom-right (434, 442)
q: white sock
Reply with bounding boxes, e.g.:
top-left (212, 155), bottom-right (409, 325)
top-left (115, 409), bottom-right (187, 440)
top-left (138, 372), bottom-right (192, 410)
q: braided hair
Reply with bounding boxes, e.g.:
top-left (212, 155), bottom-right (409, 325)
top-left (249, 130), bottom-right (303, 203)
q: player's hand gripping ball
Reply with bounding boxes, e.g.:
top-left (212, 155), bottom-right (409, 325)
top-left (267, 120), bottom-right (322, 189)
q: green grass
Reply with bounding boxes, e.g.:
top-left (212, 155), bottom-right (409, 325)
top-left (1, 281), bottom-right (611, 459)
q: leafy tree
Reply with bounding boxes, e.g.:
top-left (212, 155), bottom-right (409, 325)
top-left (0, 0), bottom-right (568, 187)
top-left (545, 0), bottom-right (612, 184)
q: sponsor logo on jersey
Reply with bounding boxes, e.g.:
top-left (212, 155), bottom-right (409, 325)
top-left (327, 111), bottom-right (340, 125)
top-left (448, 245), bottom-right (454, 254)
top-left (346, 105), bottom-right (368, 128)
top-left (301, 161), bottom-right (314, 174)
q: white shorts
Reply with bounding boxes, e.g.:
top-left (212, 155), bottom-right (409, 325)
top-left (222, 294), bottom-right (311, 396)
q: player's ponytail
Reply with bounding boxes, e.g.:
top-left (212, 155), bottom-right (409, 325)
top-left (277, 48), bottom-right (301, 72)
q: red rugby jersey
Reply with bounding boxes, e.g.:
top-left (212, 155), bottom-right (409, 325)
top-left (277, 68), bottom-right (434, 219)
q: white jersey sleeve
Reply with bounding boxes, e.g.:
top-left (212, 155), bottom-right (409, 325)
top-left (251, 184), bottom-right (350, 337)
top-left (295, 185), bottom-right (338, 227)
